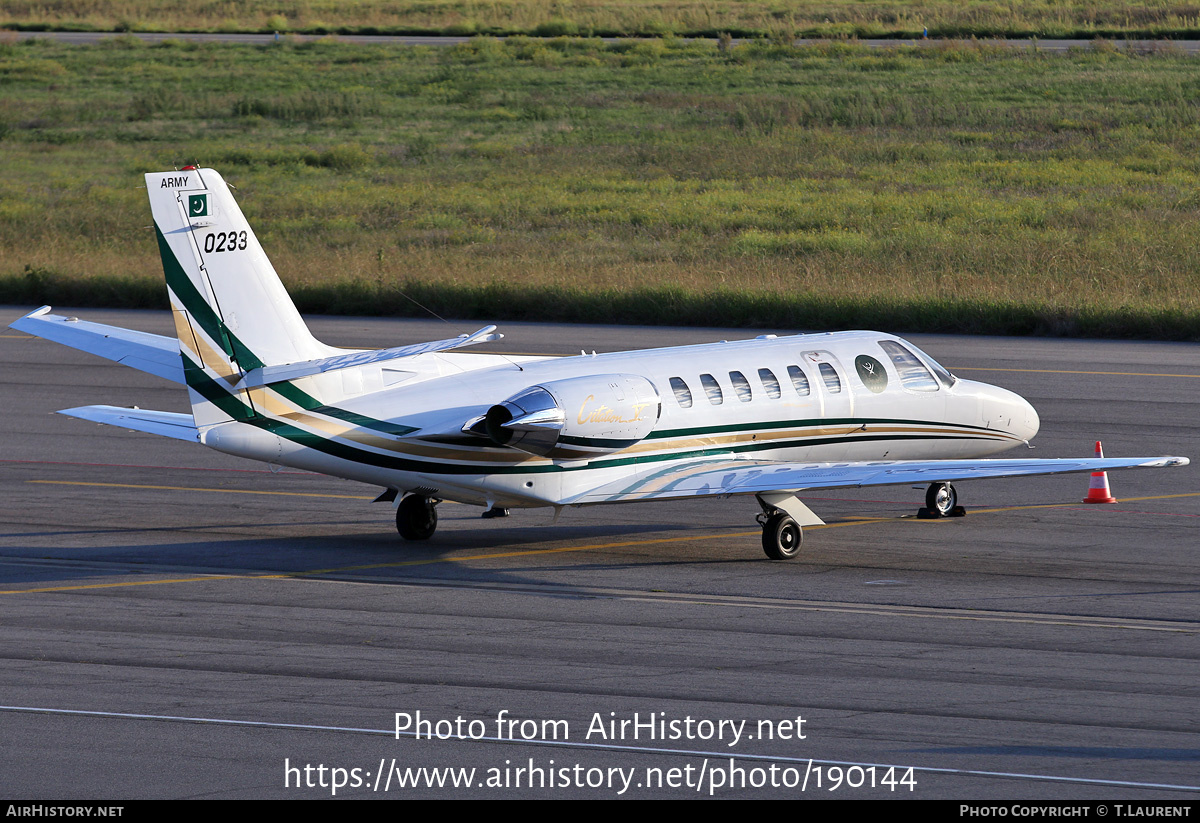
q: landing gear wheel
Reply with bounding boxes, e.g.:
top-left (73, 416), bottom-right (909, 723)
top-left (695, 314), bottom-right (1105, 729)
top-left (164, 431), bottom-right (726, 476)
top-left (396, 494), bottom-right (437, 540)
top-left (761, 512), bottom-right (802, 560)
top-left (925, 482), bottom-right (957, 518)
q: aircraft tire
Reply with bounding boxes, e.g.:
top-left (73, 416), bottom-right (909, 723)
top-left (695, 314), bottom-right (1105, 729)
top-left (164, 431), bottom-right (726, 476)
top-left (925, 482), bottom-right (957, 518)
top-left (396, 494), bottom-right (437, 540)
top-left (761, 513), bottom-right (802, 560)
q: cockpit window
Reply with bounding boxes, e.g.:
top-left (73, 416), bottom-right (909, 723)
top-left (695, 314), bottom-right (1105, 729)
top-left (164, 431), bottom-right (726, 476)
top-left (700, 373), bottom-right (723, 405)
top-left (787, 365), bottom-right (810, 397)
top-left (878, 340), bottom-right (939, 392)
top-left (907, 343), bottom-right (958, 388)
top-left (669, 377), bottom-right (693, 408)
top-left (758, 368), bottom-right (781, 399)
top-left (729, 371), bottom-right (752, 402)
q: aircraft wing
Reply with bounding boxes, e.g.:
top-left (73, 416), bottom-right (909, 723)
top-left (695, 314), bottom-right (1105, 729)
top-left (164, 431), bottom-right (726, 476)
top-left (58, 405), bottom-right (199, 442)
top-left (235, 326), bottom-right (504, 389)
top-left (567, 454), bottom-right (1189, 505)
top-left (9, 307), bottom-right (504, 389)
top-left (10, 306), bottom-right (184, 384)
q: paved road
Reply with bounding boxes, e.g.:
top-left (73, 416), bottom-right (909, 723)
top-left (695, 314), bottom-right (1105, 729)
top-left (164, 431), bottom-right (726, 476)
top-left (15, 30), bottom-right (1200, 53)
top-left (2, 308), bottom-right (1198, 798)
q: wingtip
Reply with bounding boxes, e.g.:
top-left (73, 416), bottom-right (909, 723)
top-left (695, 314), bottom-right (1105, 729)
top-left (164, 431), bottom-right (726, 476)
top-left (8, 305), bottom-right (53, 332)
top-left (1145, 456), bottom-right (1190, 468)
top-left (470, 324), bottom-right (501, 343)
top-left (56, 405), bottom-right (101, 419)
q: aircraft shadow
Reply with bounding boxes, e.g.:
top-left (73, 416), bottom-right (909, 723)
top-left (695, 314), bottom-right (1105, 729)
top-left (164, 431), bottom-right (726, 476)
top-left (0, 521), bottom-right (760, 590)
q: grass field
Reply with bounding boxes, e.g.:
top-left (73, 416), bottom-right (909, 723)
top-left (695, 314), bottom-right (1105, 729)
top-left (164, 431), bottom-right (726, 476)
top-left (2, 36), bottom-right (1200, 338)
top-left (7, 0), bottom-right (1200, 40)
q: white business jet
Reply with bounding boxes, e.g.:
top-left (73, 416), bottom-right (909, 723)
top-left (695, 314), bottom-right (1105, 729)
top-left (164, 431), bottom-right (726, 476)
top-left (11, 169), bottom-right (1189, 559)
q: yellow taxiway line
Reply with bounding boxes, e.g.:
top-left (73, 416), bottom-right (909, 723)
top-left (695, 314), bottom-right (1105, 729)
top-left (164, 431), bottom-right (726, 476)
top-left (28, 480), bottom-right (374, 500)
top-left (6, 482), bottom-right (1197, 596)
top-left (8, 333), bottom-right (1200, 379)
top-left (952, 366), bottom-right (1200, 379)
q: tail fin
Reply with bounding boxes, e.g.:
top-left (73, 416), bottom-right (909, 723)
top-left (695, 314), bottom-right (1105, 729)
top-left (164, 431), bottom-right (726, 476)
top-left (146, 168), bottom-right (334, 426)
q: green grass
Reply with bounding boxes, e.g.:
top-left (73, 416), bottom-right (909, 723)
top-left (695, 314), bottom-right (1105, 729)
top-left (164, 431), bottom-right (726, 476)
top-left (8, 0), bottom-right (1200, 39)
top-left (2, 36), bottom-right (1200, 338)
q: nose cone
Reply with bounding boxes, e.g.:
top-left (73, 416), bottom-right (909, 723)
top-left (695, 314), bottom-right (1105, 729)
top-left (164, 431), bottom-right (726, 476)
top-left (1019, 395), bottom-right (1040, 442)
top-left (989, 385), bottom-right (1039, 443)
top-left (969, 381), bottom-right (1039, 444)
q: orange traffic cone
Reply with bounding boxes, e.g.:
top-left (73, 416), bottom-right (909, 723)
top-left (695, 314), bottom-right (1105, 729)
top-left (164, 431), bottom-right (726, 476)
top-left (1083, 441), bottom-right (1117, 504)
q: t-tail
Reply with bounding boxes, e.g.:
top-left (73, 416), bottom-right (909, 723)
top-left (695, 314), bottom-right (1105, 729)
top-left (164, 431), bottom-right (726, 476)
top-left (146, 168), bottom-right (336, 427)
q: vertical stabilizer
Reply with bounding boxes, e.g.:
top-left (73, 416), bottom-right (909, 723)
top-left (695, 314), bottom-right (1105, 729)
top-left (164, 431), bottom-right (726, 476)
top-left (146, 168), bottom-right (334, 426)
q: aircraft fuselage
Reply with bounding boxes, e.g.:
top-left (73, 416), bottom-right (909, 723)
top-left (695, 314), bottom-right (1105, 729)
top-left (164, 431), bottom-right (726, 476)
top-left (201, 330), bottom-right (1039, 510)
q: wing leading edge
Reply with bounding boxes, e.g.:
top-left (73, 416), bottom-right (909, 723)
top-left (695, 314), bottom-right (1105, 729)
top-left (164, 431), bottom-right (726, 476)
top-left (233, 326), bottom-right (504, 389)
top-left (10, 307), bottom-right (506, 389)
top-left (567, 455), bottom-right (1189, 506)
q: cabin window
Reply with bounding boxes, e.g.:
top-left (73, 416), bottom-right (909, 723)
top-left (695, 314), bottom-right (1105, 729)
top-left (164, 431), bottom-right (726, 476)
top-left (758, 368), bottom-right (781, 399)
top-left (669, 377), bottom-right (693, 408)
top-left (818, 363), bottom-right (842, 393)
top-left (729, 371), bottom-right (752, 402)
top-left (700, 373), bottom-right (723, 405)
top-left (878, 340), bottom-right (939, 392)
top-left (787, 365), bottom-right (811, 397)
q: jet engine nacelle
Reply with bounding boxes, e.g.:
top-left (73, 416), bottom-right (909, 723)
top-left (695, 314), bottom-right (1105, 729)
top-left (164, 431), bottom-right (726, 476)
top-left (484, 374), bottom-right (661, 458)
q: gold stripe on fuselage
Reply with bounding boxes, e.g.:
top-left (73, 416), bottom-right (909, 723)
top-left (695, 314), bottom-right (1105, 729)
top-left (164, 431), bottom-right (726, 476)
top-left (169, 297), bottom-right (241, 383)
top-left (243, 381), bottom-right (1017, 471)
top-left (620, 422), bottom-right (1019, 458)
top-left (250, 383), bottom-right (543, 465)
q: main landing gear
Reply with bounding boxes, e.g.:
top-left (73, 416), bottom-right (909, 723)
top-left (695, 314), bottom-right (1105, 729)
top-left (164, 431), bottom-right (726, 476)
top-left (758, 510), bottom-right (802, 560)
top-left (396, 494), bottom-right (438, 540)
top-left (918, 482), bottom-right (966, 519)
top-left (756, 482), bottom-right (966, 558)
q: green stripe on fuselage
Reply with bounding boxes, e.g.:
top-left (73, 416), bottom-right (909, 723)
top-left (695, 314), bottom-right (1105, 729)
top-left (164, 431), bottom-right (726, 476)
top-left (157, 224), bottom-right (414, 436)
top-left (156, 225), bottom-right (238, 363)
top-left (647, 417), bottom-right (997, 439)
top-left (271, 383), bottom-right (418, 437)
top-left (185, 356), bottom-right (995, 477)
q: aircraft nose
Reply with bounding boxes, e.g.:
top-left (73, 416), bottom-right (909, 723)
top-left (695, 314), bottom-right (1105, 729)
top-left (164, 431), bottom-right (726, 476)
top-left (979, 383), bottom-right (1039, 443)
top-left (1019, 396), bottom-right (1040, 442)
top-left (1001, 391), bottom-right (1039, 442)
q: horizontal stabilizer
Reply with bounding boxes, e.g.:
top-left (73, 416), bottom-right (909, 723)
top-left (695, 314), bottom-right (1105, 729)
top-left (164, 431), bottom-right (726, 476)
top-left (10, 307), bottom-right (184, 384)
top-left (569, 455), bottom-right (1190, 505)
top-left (58, 405), bottom-right (198, 442)
top-left (235, 326), bottom-right (503, 389)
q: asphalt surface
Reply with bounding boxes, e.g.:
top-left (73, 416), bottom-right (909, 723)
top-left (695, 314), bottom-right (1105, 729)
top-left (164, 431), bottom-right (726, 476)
top-left (2, 308), bottom-right (1198, 799)
top-left (16, 30), bottom-right (1200, 53)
